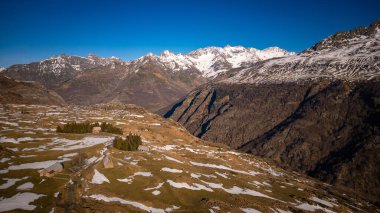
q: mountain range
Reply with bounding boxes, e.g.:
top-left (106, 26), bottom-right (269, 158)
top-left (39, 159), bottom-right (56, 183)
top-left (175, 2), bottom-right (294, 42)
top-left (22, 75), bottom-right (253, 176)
top-left (1, 46), bottom-right (294, 111)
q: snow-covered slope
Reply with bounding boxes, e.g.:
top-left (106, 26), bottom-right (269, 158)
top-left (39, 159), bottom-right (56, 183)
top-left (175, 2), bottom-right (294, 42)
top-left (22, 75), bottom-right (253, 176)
top-left (124, 45), bottom-right (294, 79)
top-left (3, 54), bottom-right (126, 88)
top-left (187, 46), bottom-right (295, 78)
top-left (225, 21), bottom-right (380, 84)
top-left (3, 45), bottom-right (294, 82)
top-left (147, 46), bottom-right (295, 78)
top-left (38, 54), bottom-right (124, 75)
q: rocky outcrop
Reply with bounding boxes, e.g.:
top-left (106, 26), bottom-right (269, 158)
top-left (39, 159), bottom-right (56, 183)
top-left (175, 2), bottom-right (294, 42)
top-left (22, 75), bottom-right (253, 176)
top-left (164, 80), bottom-right (380, 201)
top-left (0, 74), bottom-right (65, 105)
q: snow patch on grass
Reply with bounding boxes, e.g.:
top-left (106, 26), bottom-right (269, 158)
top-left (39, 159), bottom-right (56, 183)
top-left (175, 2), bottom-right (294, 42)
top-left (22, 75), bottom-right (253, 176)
top-left (295, 203), bottom-right (335, 213)
top-left (152, 190), bottom-right (161, 195)
top-left (0, 158), bottom-right (10, 163)
top-left (240, 207), bottom-right (262, 213)
top-left (0, 121), bottom-right (19, 127)
top-left (117, 172), bottom-right (152, 184)
top-left (190, 161), bottom-right (258, 176)
top-left (91, 169), bottom-right (110, 184)
top-left (215, 172), bottom-right (229, 179)
top-left (50, 136), bottom-right (113, 151)
top-left (163, 155), bottom-right (183, 164)
top-left (191, 173), bottom-right (217, 179)
top-left (86, 156), bottom-right (98, 165)
top-left (16, 182), bottom-right (34, 190)
top-left (160, 145), bottom-right (177, 151)
top-left (161, 167), bottom-right (183, 173)
top-left (8, 159), bottom-right (70, 170)
top-left (0, 136), bottom-right (46, 144)
top-left (309, 196), bottom-right (337, 208)
top-left (84, 194), bottom-right (173, 213)
top-left (167, 180), bottom-right (213, 192)
top-left (145, 182), bottom-right (164, 191)
top-left (200, 180), bottom-right (276, 200)
top-left (0, 177), bottom-right (28, 189)
top-left (0, 192), bottom-right (45, 211)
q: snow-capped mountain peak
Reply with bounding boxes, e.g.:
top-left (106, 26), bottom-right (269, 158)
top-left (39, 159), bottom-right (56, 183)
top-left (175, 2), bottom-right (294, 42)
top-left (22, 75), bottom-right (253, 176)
top-left (160, 50), bottom-right (176, 57)
top-left (131, 45), bottom-right (295, 77)
top-left (2, 45), bottom-right (295, 79)
top-left (225, 22), bottom-right (380, 84)
top-left (184, 45), bottom-right (294, 78)
top-left (146, 52), bottom-right (156, 57)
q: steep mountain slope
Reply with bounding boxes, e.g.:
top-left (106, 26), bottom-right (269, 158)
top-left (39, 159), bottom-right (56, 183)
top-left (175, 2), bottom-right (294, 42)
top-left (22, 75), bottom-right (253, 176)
top-left (0, 104), bottom-right (377, 212)
top-left (0, 74), bottom-right (65, 105)
top-left (164, 20), bottom-right (380, 202)
top-left (225, 20), bottom-right (380, 84)
top-left (2, 46), bottom-right (292, 111)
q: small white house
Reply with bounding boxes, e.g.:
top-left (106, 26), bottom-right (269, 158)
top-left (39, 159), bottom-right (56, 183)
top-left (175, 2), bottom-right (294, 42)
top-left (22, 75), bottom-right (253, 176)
top-left (92, 127), bottom-right (101, 134)
top-left (103, 153), bottom-right (114, 168)
top-left (39, 162), bottom-right (64, 177)
top-left (138, 145), bottom-right (149, 152)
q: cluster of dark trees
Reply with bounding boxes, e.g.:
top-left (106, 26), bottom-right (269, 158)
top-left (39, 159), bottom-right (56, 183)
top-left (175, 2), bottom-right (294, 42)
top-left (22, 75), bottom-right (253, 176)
top-left (56, 121), bottom-right (123, 134)
top-left (113, 132), bottom-right (142, 151)
top-left (99, 122), bottom-right (123, 134)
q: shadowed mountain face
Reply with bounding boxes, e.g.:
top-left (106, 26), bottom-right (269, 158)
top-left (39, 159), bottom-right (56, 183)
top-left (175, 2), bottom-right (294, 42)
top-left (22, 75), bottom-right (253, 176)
top-left (164, 80), bottom-right (380, 201)
top-left (164, 20), bottom-right (380, 201)
top-left (0, 74), bottom-right (65, 105)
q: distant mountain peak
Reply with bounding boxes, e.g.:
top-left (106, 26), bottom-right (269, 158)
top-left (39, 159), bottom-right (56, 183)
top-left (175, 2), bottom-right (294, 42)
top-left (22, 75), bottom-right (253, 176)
top-left (225, 20), bottom-right (380, 84)
top-left (146, 52), bottom-right (155, 57)
top-left (160, 50), bottom-right (175, 57)
top-left (310, 19), bottom-right (380, 52)
top-left (3, 45), bottom-right (295, 80)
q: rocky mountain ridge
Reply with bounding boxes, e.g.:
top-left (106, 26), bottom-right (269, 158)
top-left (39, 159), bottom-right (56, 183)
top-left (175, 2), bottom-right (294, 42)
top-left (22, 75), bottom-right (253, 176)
top-left (224, 20), bottom-right (380, 84)
top-left (0, 74), bottom-right (65, 105)
top-left (163, 20), bottom-right (380, 202)
top-left (2, 46), bottom-right (293, 110)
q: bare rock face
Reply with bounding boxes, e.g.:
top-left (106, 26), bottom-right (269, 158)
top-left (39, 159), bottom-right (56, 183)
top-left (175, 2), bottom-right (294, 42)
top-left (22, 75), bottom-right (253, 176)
top-left (0, 74), bottom-right (65, 105)
top-left (164, 80), bottom-right (380, 201)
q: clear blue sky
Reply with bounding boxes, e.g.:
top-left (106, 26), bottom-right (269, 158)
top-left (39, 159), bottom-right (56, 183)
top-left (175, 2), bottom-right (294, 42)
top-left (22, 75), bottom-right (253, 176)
top-left (0, 0), bottom-right (379, 67)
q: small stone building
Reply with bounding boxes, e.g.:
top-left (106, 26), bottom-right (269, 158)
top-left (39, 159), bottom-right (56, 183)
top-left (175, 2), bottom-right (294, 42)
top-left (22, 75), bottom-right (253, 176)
top-left (92, 127), bottom-right (101, 134)
top-left (138, 145), bottom-right (149, 152)
top-left (103, 153), bottom-right (114, 168)
top-left (39, 162), bottom-right (64, 177)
